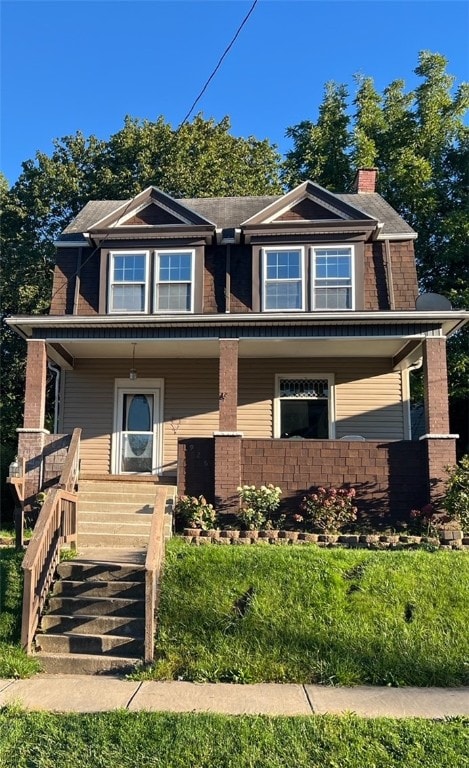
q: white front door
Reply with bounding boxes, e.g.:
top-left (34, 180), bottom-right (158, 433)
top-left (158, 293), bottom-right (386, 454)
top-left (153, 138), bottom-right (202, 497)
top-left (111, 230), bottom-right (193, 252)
top-left (113, 379), bottom-right (163, 474)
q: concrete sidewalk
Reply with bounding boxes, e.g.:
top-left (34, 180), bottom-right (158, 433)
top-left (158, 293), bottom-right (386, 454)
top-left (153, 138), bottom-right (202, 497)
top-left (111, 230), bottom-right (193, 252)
top-left (1, 676), bottom-right (468, 718)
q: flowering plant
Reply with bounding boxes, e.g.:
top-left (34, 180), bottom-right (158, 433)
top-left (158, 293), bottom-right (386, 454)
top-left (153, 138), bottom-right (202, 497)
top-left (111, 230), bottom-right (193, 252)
top-left (443, 456), bottom-right (469, 532)
top-left (300, 486), bottom-right (357, 532)
top-left (409, 504), bottom-right (439, 536)
top-left (174, 495), bottom-right (217, 530)
top-left (237, 484), bottom-right (282, 530)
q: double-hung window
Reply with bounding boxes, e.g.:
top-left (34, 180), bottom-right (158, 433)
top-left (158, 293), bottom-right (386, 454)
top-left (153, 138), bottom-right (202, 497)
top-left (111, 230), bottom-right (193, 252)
top-left (109, 251), bottom-right (148, 313)
top-left (155, 250), bottom-right (194, 312)
top-left (263, 247), bottom-right (304, 311)
top-left (312, 247), bottom-right (354, 310)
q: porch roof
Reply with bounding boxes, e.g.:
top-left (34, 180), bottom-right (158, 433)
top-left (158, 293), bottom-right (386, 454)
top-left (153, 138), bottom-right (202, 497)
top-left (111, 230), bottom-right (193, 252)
top-left (6, 311), bottom-right (467, 371)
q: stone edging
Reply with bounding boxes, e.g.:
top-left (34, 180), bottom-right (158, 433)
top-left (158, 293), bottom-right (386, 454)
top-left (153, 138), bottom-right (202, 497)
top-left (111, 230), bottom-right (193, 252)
top-left (183, 528), bottom-right (468, 550)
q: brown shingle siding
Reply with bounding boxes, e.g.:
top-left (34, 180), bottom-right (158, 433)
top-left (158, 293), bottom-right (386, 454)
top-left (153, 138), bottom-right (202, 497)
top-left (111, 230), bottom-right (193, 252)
top-left (389, 240), bottom-right (419, 310)
top-left (76, 249), bottom-right (100, 315)
top-left (50, 249), bottom-right (77, 315)
top-left (364, 242), bottom-right (389, 310)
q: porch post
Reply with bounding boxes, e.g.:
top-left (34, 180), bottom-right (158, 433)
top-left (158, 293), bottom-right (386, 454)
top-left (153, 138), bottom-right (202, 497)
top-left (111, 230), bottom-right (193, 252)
top-left (214, 338), bottom-right (242, 511)
top-left (17, 340), bottom-right (50, 506)
top-left (420, 337), bottom-right (457, 506)
top-left (218, 338), bottom-right (239, 431)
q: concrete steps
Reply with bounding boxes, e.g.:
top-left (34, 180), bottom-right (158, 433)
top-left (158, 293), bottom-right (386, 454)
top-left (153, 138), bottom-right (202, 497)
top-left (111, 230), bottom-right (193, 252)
top-left (77, 480), bottom-right (174, 548)
top-left (34, 560), bottom-right (146, 675)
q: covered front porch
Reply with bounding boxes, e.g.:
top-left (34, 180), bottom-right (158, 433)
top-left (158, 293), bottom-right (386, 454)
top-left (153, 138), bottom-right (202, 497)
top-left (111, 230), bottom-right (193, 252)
top-left (9, 312), bottom-right (459, 523)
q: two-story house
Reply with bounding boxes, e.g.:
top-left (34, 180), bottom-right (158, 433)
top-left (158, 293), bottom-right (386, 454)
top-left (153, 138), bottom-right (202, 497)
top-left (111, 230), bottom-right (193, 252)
top-left (7, 169), bottom-right (467, 524)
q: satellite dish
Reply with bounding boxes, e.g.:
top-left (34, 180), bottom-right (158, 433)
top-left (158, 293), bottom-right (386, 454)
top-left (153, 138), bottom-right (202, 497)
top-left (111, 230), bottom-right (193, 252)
top-left (416, 293), bottom-right (452, 311)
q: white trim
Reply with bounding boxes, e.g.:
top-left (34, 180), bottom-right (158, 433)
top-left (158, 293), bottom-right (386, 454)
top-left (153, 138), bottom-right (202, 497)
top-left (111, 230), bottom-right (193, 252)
top-left (153, 248), bottom-right (195, 313)
top-left (16, 428), bottom-right (50, 435)
top-left (419, 433), bottom-right (459, 440)
top-left (54, 240), bottom-right (90, 248)
top-left (262, 246), bottom-right (306, 312)
top-left (108, 250), bottom-right (150, 314)
top-left (376, 232), bottom-right (418, 241)
top-left (274, 373), bottom-right (335, 439)
top-left (112, 378), bottom-right (164, 475)
top-left (213, 431), bottom-right (244, 437)
top-left (311, 245), bottom-right (355, 311)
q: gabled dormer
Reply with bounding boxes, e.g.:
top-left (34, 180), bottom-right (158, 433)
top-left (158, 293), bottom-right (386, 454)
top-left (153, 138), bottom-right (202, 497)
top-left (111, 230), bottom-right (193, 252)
top-left (241, 181), bottom-right (378, 313)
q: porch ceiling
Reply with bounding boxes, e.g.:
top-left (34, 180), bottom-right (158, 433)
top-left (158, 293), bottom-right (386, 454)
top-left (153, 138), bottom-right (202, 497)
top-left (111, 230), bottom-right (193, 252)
top-left (46, 337), bottom-right (417, 361)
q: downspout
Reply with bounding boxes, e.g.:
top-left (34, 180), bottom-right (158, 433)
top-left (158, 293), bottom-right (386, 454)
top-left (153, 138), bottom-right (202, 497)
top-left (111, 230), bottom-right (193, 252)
top-left (48, 362), bottom-right (61, 434)
top-left (383, 239), bottom-right (395, 310)
top-left (225, 244), bottom-right (231, 313)
top-left (405, 357), bottom-right (423, 439)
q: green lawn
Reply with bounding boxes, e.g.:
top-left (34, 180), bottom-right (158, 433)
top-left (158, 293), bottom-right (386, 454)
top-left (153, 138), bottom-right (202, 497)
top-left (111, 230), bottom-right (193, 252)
top-left (0, 708), bottom-right (467, 768)
top-left (143, 540), bottom-right (469, 686)
top-left (0, 548), bottom-right (40, 678)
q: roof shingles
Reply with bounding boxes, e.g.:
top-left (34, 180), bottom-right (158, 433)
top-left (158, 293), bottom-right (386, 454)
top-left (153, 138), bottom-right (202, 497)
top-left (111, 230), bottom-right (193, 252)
top-left (60, 189), bottom-right (415, 237)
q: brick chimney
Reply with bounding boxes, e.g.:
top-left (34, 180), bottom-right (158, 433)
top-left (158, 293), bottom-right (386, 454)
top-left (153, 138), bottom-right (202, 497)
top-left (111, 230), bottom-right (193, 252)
top-left (352, 167), bottom-right (378, 193)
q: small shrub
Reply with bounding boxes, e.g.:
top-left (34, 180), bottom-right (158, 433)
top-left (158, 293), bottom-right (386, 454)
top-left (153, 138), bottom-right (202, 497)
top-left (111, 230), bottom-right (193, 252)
top-left (174, 495), bottom-right (217, 530)
top-left (443, 455), bottom-right (469, 532)
top-left (299, 486), bottom-right (358, 532)
top-left (237, 484), bottom-right (282, 530)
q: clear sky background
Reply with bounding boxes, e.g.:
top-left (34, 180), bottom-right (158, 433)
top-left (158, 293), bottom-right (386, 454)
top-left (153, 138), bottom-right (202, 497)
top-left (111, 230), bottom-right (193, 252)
top-left (1, 0), bottom-right (468, 186)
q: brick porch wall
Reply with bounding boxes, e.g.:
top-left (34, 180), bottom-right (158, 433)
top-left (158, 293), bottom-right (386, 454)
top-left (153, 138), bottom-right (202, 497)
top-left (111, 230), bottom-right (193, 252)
top-left (178, 437), bottom-right (428, 524)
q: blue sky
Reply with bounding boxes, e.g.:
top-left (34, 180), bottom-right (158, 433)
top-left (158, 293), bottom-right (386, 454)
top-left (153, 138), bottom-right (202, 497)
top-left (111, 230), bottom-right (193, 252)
top-left (1, 0), bottom-right (468, 185)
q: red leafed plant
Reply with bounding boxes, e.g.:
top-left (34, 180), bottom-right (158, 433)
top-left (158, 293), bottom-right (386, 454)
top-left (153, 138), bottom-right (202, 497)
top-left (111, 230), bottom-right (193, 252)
top-left (299, 486), bottom-right (358, 532)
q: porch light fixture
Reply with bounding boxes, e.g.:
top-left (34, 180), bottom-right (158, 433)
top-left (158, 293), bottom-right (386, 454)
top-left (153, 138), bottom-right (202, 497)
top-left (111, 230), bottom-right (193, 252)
top-left (8, 456), bottom-right (21, 478)
top-left (129, 343), bottom-right (138, 380)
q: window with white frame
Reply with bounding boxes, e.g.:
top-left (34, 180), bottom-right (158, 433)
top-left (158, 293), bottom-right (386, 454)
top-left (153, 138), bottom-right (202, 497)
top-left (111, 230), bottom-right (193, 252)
top-left (155, 250), bottom-right (194, 312)
top-left (109, 251), bottom-right (148, 313)
top-left (312, 247), bottom-right (354, 310)
top-left (263, 247), bottom-right (304, 311)
top-left (276, 376), bottom-right (333, 439)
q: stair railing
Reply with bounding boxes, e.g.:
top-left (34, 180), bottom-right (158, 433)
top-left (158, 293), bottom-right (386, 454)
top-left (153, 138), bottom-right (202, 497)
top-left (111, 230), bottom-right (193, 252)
top-left (21, 428), bottom-right (81, 653)
top-left (144, 486), bottom-right (167, 664)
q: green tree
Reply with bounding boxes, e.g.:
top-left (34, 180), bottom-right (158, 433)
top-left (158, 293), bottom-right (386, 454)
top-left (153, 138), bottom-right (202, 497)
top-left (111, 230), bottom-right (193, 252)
top-left (282, 82), bottom-right (352, 191)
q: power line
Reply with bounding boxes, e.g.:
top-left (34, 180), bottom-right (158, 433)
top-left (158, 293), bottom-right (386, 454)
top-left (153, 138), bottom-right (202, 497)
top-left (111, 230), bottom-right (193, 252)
top-left (178, 0), bottom-right (259, 127)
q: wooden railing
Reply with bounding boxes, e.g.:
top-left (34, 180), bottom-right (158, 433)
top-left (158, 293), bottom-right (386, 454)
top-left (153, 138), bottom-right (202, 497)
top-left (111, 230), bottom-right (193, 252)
top-left (144, 487), bottom-right (168, 664)
top-left (21, 428), bottom-right (81, 653)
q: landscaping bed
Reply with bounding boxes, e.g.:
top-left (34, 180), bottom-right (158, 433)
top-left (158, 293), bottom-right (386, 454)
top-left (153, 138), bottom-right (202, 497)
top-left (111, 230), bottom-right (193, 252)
top-left (142, 539), bottom-right (469, 686)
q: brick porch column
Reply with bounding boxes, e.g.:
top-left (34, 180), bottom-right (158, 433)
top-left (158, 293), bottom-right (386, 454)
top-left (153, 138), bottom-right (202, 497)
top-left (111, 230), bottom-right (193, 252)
top-left (213, 432), bottom-right (242, 512)
top-left (17, 340), bottom-right (49, 505)
top-left (218, 338), bottom-right (239, 431)
top-left (214, 339), bottom-right (241, 510)
top-left (420, 337), bottom-right (457, 506)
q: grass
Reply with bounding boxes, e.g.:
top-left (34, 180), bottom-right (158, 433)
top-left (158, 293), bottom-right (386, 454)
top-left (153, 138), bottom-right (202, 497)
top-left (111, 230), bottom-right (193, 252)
top-left (0, 707), bottom-right (467, 768)
top-left (0, 548), bottom-right (41, 678)
top-left (141, 539), bottom-right (469, 686)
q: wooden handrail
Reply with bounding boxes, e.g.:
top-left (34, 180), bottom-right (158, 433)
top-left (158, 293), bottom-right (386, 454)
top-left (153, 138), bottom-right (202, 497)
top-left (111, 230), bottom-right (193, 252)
top-left (21, 429), bottom-right (81, 653)
top-left (144, 487), bottom-right (168, 665)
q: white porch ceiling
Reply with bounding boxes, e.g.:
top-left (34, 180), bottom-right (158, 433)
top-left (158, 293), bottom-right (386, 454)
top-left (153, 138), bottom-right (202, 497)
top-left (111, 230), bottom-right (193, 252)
top-left (48, 337), bottom-right (415, 360)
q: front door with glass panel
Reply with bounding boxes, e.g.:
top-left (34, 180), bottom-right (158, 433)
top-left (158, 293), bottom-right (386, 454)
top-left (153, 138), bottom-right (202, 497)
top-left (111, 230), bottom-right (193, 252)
top-left (114, 385), bottom-right (160, 474)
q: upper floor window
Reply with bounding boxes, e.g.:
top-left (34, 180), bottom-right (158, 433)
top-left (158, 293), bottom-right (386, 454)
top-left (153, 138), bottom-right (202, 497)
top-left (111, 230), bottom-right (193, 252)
top-left (261, 245), bottom-right (354, 312)
top-left (155, 250), bottom-right (193, 312)
top-left (109, 252), bottom-right (149, 313)
top-left (262, 247), bottom-right (305, 311)
top-left (312, 247), bottom-right (354, 310)
top-left (108, 249), bottom-right (194, 313)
